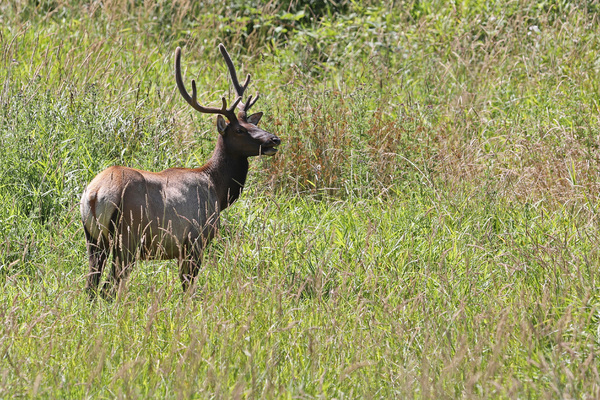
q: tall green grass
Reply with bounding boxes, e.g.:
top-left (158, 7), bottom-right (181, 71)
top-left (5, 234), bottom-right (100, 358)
top-left (1, 0), bottom-right (600, 398)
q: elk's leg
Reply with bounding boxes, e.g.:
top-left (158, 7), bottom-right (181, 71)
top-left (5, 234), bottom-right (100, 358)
top-left (84, 225), bottom-right (109, 300)
top-left (179, 217), bottom-right (218, 293)
top-left (179, 258), bottom-right (201, 293)
top-left (102, 251), bottom-right (135, 300)
top-left (101, 225), bottom-right (136, 300)
top-left (179, 239), bottom-right (205, 293)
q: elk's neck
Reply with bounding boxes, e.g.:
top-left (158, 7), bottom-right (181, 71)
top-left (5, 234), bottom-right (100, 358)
top-left (201, 137), bottom-right (249, 211)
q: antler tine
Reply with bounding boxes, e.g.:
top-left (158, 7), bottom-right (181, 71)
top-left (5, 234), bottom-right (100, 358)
top-left (175, 47), bottom-right (238, 121)
top-left (218, 44), bottom-right (249, 96)
top-left (218, 43), bottom-right (258, 113)
top-left (228, 96), bottom-right (243, 113)
top-left (243, 93), bottom-right (260, 112)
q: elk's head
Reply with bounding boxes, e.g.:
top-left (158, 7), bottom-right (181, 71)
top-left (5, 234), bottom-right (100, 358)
top-left (175, 44), bottom-right (280, 158)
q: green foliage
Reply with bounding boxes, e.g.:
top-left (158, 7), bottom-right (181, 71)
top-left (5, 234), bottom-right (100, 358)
top-left (2, 0), bottom-right (600, 398)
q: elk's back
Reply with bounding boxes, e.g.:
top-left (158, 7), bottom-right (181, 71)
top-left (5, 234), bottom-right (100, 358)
top-left (80, 166), bottom-right (219, 259)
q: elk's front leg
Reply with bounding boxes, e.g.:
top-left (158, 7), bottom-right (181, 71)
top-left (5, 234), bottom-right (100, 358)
top-left (179, 217), bottom-right (216, 293)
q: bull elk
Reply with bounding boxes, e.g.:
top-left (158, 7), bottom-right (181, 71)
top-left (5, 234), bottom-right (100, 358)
top-left (80, 44), bottom-right (281, 299)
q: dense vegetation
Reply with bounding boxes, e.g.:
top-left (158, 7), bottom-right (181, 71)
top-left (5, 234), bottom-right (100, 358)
top-left (1, 0), bottom-right (600, 397)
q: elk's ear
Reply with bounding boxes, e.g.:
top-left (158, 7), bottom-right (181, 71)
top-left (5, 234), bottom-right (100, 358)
top-left (216, 115), bottom-right (228, 134)
top-left (247, 112), bottom-right (263, 126)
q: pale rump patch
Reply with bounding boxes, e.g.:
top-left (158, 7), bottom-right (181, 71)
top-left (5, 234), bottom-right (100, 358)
top-left (89, 191), bottom-right (97, 219)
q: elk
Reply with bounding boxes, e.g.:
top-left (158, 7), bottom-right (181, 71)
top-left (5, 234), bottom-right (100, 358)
top-left (80, 44), bottom-right (281, 299)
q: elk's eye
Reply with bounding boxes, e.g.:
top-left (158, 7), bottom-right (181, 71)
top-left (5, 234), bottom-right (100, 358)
top-left (236, 128), bottom-right (245, 134)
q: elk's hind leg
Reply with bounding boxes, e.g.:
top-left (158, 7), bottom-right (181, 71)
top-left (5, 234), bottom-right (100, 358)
top-left (101, 223), bottom-right (137, 300)
top-left (179, 258), bottom-right (202, 293)
top-left (102, 249), bottom-right (136, 300)
top-left (84, 225), bottom-right (110, 300)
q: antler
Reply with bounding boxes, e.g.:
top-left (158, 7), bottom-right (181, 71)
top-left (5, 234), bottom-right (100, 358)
top-left (218, 43), bottom-right (259, 113)
top-left (175, 47), bottom-right (241, 121)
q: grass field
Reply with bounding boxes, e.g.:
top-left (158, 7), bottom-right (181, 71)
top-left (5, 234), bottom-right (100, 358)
top-left (2, 0), bottom-right (600, 398)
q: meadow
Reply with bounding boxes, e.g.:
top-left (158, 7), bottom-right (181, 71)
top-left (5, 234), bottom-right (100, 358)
top-left (1, 0), bottom-right (600, 398)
